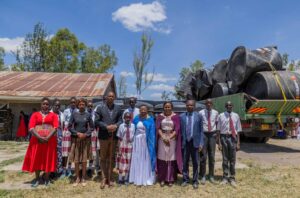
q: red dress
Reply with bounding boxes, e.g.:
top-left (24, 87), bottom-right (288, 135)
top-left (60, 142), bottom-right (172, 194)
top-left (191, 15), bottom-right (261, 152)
top-left (16, 115), bottom-right (28, 137)
top-left (22, 112), bottom-right (59, 173)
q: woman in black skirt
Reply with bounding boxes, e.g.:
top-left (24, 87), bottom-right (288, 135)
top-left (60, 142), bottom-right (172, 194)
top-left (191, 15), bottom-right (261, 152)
top-left (68, 98), bottom-right (94, 187)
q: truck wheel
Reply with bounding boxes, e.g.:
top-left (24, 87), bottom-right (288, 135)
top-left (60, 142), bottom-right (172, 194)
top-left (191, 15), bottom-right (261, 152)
top-left (260, 137), bottom-right (269, 143)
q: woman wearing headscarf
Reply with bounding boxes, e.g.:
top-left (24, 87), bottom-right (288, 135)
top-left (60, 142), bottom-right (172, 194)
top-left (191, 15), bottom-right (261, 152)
top-left (129, 105), bottom-right (156, 186)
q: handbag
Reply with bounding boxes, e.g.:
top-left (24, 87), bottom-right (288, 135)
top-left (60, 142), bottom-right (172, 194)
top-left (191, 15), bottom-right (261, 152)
top-left (35, 124), bottom-right (54, 137)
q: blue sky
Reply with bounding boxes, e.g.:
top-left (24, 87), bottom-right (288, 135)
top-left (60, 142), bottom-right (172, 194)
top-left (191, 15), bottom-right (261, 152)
top-left (1, 0), bottom-right (300, 99)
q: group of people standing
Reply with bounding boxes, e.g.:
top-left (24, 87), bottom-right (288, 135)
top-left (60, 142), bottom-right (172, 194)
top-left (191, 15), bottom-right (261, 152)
top-left (21, 91), bottom-right (242, 189)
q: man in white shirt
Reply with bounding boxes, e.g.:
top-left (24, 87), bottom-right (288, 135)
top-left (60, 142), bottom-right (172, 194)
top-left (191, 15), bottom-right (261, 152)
top-left (122, 97), bottom-right (139, 121)
top-left (217, 101), bottom-right (242, 187)
top-left (199, 99), bottom-right (219, 184)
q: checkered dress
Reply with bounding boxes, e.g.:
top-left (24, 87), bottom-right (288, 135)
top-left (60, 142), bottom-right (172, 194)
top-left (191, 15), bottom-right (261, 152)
top-left (91, 128), bottom-right (98, 158)
top-left (62, 123), bottom-right (71, 157)
top-left (116, 123), bottom-right (135, 174)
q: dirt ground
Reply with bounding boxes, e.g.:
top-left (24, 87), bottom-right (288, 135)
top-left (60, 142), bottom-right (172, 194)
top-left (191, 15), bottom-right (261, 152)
top-left (0, 139), bottom-right (300, 198)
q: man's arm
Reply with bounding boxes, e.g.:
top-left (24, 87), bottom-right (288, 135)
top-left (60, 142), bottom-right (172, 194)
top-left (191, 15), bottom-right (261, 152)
top-left (115, 106), bottom-right (123, 127)
top-left (94, 106), bottom-right (108, 131)
top-left (199, 114), bottom-right (204, 150)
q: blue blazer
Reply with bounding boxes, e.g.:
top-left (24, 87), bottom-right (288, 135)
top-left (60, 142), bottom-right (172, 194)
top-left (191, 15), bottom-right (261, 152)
top-left (180, 111), bottom-right (204, 149)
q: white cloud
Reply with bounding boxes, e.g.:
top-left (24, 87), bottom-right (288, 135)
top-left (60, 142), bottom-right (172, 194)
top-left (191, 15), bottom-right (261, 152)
top-left (148, 83), bottom-right (174, 91)
top-left (0, 37), bottom-right (24, 53)
top-left (144, 73), bottom-right (177, 83)
top-left (112, 1), bottom-right (171, 34)
top-left (150, 92), bottom-right (162, 98)
top-left (120, 71), bottom-right (134, 77)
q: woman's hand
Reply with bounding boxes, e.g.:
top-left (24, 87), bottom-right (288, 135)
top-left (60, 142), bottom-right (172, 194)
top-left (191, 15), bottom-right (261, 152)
top-left (77, 132), bottom-right (86, 139)
top-left (163, 135), bottom-right (170, 146)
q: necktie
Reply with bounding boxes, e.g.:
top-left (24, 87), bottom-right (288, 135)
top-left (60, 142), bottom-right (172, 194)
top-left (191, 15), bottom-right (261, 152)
top-left (126, 125), bottom-right (130, 142)
top-left (130, 109), bottom-right (134, 121)
top-left (229, 114), bottom-right (237, 138)
top-left (207, 110), bottom-right (212, 132)
top-left (187, 113), bottom-right (192, 141)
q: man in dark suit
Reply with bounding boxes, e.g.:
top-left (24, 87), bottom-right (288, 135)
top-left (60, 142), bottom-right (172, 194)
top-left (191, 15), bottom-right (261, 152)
top-left (181, 99), bottom-right (204, 189)
top-left (95, 91), bottom-right (122, 189)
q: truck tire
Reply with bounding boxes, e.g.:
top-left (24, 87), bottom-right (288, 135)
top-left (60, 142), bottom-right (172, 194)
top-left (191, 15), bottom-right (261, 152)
top-left (261, 137), bottom-right (269, 143)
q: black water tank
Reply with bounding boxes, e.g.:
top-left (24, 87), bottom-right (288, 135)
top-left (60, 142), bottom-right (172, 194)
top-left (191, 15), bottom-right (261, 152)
top-left (228, 46), bottom-right (283, 87)
top-left (211, 83), bottom-right (229, 98)
top-left (245, 71), bottom-right (300, 99)
top-left (211, 59), bottom-right (228, 84)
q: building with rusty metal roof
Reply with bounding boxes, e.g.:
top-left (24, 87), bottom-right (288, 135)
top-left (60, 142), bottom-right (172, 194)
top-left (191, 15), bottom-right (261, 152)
top-left (0, 71), bottom-right (116, 102)
top-left (0, 71), bottom-right (116, 139)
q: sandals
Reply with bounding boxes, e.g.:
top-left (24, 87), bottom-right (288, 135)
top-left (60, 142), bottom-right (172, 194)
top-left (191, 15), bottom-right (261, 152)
top-left (73, 178), bottom-right (81, 187)
top-left (100, 179), bottom-right (106, 189)
top-left (81, 179), bottom-right (87, 187)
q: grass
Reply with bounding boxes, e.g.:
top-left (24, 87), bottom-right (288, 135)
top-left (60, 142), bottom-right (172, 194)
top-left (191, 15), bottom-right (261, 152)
top-left (0, 156), bottom-right (24, 169)
top-left (0, 171), bottom-right (5, 183)
top-left (0, 165), bottom-right (299, 198)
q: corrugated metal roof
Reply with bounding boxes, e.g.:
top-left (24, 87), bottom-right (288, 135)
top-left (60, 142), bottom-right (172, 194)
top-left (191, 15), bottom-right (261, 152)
top-left (0, 71), bottom-right (114, 99)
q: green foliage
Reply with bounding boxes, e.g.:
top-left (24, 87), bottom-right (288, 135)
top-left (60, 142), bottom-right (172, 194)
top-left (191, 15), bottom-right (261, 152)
top-left (48, 28), bottom-right (86, 72)
top-left (117, 75), bottom-right (127, 98)
top-left (81, 45), bottom-right (118, 73)
top-left (13, 22), bottom-right (50, 72)
top-left (288, 61), bottom-right (295, 71)
top-left (174, 60), bottom-right (205, 99)
top-left (0, 47), bottom-right (5, 71)
top-left (282, 53), bottom-right (289, 67)
top-left (161, 91), bottom-right (172, 100)
top-left (12, 23), bottom-right (118, 73)
top-left (133, 33), bottom-right (154, 97)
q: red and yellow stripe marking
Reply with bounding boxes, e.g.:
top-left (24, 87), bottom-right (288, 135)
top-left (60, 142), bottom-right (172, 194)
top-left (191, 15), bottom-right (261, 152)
top-left (292, 107), bottom-right (300, 113)
top-left (248, 107), bottom-right (267, 114)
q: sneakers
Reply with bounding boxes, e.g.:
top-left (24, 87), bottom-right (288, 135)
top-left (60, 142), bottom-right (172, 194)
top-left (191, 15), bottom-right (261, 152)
top-left (59, 170), bottom-right (66, 179)
top-left (192, 183), bottom-right (199, 189)
top-left (66, 169), bottom-right (72, 177)
top-left (220, 178), bottom-right (228, 185)
top-left (230, 179), bottom-right (237, 187)
top-left (200, 177), bottom-right (206, 185)
top-left (181, 181), bottom-right (189, 187)
top-left (209, 177), bottom-right (215, 184)
top-left (45, 180), bottom-right (51, 187)
top-left (31, 179), bottom-right (39, 188)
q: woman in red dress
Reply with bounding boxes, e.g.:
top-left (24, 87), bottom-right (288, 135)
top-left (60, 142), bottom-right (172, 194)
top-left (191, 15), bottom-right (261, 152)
top-left (16, 111), bottom-right (28, 140)
top-left (22, 97), bottom-right (59, 187)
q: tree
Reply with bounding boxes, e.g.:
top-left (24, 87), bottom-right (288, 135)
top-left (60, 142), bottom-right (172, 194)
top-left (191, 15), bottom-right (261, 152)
top-left (282, 53), bottom-right (289, 67)
top-left (117, 75), bottom-right (127, 98)
top-left (12, 23), bottom-right (118, 73)
top-left (288, 60), bottom-right (295, 71)
top-left (48, 28), bottom-right (86, 73)
top-left (174, 60), bottom-right (205, 99)
top-left (133, 33), bottom-right (154, 98)
top-left (13, 22), bottom-right (50, 71)
top-left (0, 47), bottom-right (5, 71)
top-left (81, 45), bottom-right (118, 73)
top-left (161, 90), bottom-right (172, 100)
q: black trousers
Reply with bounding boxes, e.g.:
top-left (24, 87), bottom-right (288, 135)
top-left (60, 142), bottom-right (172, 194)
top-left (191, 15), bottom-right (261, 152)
top-left (220, 134), bottom-right (237, 180)
top-left (183, 140), bottom-right (199, 184)
top-left (199, 132), bottom-right (216, 178)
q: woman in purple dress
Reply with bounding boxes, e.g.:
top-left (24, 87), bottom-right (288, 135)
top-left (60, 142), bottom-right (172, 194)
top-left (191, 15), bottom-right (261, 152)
top-left (156, 101), bottom-right (182, 186)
